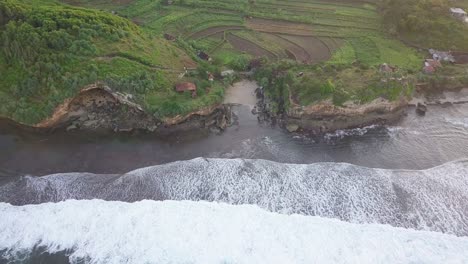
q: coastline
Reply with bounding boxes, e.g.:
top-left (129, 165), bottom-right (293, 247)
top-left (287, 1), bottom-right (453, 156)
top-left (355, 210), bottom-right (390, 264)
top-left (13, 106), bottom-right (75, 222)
top-left (285, 97), bottom-right (408, 133)
top-left (0, 83), bottom-right (232, 137)
top-left (2, 81), bottom-right (467, 137)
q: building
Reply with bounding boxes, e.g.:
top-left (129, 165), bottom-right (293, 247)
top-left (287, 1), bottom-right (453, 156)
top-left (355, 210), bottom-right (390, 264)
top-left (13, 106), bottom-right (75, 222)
top-left (379, 63), bottom-right (396, 73)
top-left (197, 51), bottom-right (211, 61)
top-left (450, 7), bottom-right (468, 21)
top-left (164, 33), bottom-right (176, 41)
top-left (175, 82), bottom-right (197, 97)
top-left (207, 73), bottom-right (214, 82)
top-left (423, 59), bottom-right (442, 74)
top-left (429, 49), bottom-right (455, 63)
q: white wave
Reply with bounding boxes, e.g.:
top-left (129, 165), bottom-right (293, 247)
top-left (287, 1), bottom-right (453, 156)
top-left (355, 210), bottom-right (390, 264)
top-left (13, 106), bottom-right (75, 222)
top-left (445, 117), bottom-right (468, 128)
top-left (324, 125), bottom-right (379, 141)
top-left (2, 159), bottom-right (468, 236)
top-left (1, 200), bottom-right (467, 264)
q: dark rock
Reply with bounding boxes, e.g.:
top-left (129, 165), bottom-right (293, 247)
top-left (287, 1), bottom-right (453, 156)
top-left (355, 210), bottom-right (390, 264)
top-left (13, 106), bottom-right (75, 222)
top-left (416, 103), bottom-right (427, 116)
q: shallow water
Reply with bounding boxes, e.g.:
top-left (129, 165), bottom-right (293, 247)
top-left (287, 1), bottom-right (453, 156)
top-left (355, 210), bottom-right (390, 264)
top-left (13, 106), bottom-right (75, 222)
top-left (1, 103), bottom-right (468, 175)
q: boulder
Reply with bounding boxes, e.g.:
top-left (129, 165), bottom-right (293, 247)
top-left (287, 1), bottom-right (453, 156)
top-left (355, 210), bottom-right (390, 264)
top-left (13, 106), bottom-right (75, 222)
top-left (416, 103), bottom-right (427, 116)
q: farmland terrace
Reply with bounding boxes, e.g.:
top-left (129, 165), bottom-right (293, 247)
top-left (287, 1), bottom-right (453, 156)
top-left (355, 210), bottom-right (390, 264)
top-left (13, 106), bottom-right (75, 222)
top-left (2, 0), bottom-right (468, 132)
top-left (70, 0), bottom-right (394, 66)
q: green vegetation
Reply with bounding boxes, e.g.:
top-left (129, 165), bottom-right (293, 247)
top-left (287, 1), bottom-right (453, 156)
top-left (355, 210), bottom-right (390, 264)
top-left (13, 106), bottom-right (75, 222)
top-left (256, 61), bottom-right (415, 108)
top-left (0, 0), bottom-right (227, 124)
top-left (1, 0), bottom-right (466, 126)
top-left (76, 0), bottom-right (426, 106)
top-left (381, 0), bottom-right (468, 50)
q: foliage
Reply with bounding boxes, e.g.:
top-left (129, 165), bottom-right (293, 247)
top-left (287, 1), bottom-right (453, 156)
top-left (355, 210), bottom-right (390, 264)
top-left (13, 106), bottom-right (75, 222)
top-left (380, 0), bottom-right (468, 50)
top-left (0, 0), bottom-right (224, 124)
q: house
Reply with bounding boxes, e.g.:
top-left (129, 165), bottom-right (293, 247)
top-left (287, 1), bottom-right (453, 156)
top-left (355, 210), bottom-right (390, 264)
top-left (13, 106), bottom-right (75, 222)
top-left (197, 51), bottom-right (211, 61)
top-left (207, 72), bottom-right (214, 82)
top-left (423, 59), bottom-right (442, 74)
top-left (429, 49), bottom-right (455, 63)
top-left (379, 63), bottom-right (397, 73)
top-left (175, 82), bottom-right (197, 98)
top-left (423, 65), bottom-right (436, 74)
top-left (164, 33), bottom-right (176, 41)
top-left (450, 7), bottom-right (467, 19)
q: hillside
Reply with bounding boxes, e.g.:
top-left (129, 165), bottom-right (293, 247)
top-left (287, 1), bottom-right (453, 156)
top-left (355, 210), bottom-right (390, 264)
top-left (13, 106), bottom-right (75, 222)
top-left (0, 0), bottom-right (225, 125)
top-left (1, 0), bottom-right (467, 126)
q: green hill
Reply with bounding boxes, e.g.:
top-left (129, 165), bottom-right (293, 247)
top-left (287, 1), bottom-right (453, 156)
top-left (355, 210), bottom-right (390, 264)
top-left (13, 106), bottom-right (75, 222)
top-left (0, 0), bottom-right (225, 124)
top-left (1, 0), bottom-right (467, 125)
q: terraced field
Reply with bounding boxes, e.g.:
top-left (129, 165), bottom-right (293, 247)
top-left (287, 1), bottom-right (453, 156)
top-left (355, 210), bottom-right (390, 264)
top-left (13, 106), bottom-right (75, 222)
top-left (63, 0), bottom-right (421, 69)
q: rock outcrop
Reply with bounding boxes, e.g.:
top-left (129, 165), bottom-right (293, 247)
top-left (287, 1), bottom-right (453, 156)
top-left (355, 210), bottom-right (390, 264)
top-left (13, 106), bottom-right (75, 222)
top-left (35, 83), bottom-right (232, 135)
top-left (286, 98), bottom-right (408, 133)
top-left (37, 83), bottom-right (159, 133)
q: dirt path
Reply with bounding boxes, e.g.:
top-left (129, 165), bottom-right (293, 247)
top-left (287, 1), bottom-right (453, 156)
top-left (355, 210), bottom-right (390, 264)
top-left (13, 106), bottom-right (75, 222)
top-left (224, 80), bottom-right (258, 106)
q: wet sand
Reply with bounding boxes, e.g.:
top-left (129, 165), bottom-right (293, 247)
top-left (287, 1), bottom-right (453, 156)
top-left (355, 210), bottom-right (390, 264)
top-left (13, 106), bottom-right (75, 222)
top-left (223, 80), bottom-right (258, 106)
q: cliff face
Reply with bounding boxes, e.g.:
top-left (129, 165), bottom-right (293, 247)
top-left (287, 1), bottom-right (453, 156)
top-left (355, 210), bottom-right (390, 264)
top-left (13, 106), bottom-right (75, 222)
top-left (286, 98), bottom-right (408, 133)
top-left (36, 83), bottom-right (160, 133)
top-left (33, 83), bottom-right (231, 135)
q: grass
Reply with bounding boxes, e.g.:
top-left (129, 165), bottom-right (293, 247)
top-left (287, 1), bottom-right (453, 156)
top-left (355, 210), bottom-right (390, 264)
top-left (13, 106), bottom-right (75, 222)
top-left (2, 0), bottom-right (461, 125)
top-left (0, 0), bottom-right (228, 124)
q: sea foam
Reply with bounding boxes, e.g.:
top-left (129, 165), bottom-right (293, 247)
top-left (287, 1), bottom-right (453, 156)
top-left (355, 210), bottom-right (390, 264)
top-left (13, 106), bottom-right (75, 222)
top-left (1, 158), bottom-right (468, 236)
top-left (1, 200), bottom-right (468, 264)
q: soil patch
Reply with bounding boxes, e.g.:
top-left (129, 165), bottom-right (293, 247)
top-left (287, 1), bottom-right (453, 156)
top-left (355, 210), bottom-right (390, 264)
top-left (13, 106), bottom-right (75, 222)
top-left (279, 35), bottom-right (331, 63)
top-left (263, 34), bottom-right (311, 62)
top-left (224, 80), bottom-right (258, 106)
top-left (226, 34), bottom-right (276, 59)
top-left (452, 52), bottom-right (468, 64)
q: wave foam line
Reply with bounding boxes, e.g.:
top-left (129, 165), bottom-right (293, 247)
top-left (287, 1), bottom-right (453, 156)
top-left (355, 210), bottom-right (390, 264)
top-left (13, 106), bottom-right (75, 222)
top-left (1, 200), bottom-right (468, 264)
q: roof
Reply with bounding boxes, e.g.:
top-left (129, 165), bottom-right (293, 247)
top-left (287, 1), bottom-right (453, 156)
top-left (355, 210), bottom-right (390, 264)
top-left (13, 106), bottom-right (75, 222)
top-left (175, 82), bottom-right (197, 92)
top-left (424, 59), bottom-right (442, 70)
top-left (423, 65), bottom-right (436, 74)
top-left (379, 63), bottom-right (396, 72)
top-left (197, 51), bottom-right (211, 60)
top-left (425, 59), bottom-right (442, 68)
top-left (450, 7), bottom-right (467, 14)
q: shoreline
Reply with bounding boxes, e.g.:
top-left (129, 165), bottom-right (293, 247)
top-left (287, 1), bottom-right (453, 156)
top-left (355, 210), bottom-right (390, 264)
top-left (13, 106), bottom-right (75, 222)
top-left (2, 81), bottom-right (467, 137)
top-left (284, 98), bottom-right (408, 134)
top-left (0, 83), bottom-right (232, 137)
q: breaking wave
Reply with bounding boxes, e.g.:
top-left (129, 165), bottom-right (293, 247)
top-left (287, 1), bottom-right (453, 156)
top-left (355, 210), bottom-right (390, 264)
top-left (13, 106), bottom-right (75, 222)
top-left (1, 158), bottom-right (468, 236)
top-left (1, 200), bottom-right (468, 264)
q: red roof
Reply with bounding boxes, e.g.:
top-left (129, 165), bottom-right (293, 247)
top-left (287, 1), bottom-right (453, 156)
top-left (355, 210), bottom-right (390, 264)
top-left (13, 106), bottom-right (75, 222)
top-left (175, 82), bottom-right (197, 92)
top-left (423, 65), bottom-right (436, 74)
top-left (425, 59), bottom-right (442, 68)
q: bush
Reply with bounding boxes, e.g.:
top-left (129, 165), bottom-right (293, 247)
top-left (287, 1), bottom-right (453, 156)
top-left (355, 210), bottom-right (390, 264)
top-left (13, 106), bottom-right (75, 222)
top-left (228, 54), bottom-right (250, 71)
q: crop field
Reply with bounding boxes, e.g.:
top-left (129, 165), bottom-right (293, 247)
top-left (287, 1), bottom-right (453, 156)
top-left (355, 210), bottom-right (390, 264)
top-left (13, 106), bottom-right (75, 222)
top-left (57, 0), bottom-right (434, 110)
top-left (65, 0), bottom-right (421, 69)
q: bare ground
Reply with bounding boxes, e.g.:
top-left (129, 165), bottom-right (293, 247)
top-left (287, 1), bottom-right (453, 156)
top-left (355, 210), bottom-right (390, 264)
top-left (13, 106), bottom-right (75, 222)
top-left (224, 80), bottom-right (258, 106)
top-left (226, 34), bottom-right (276, 59)
top-left (279, 35), bottom-right (331, 63)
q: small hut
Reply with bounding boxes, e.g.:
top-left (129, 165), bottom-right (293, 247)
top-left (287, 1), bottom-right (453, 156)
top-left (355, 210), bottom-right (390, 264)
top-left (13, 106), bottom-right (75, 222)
top-left (164, 33), bottom-right (176, 41)
top-left (175, 82), bottom-right (197, 98)
top-left (197, 51), bottom-right (211, 61)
